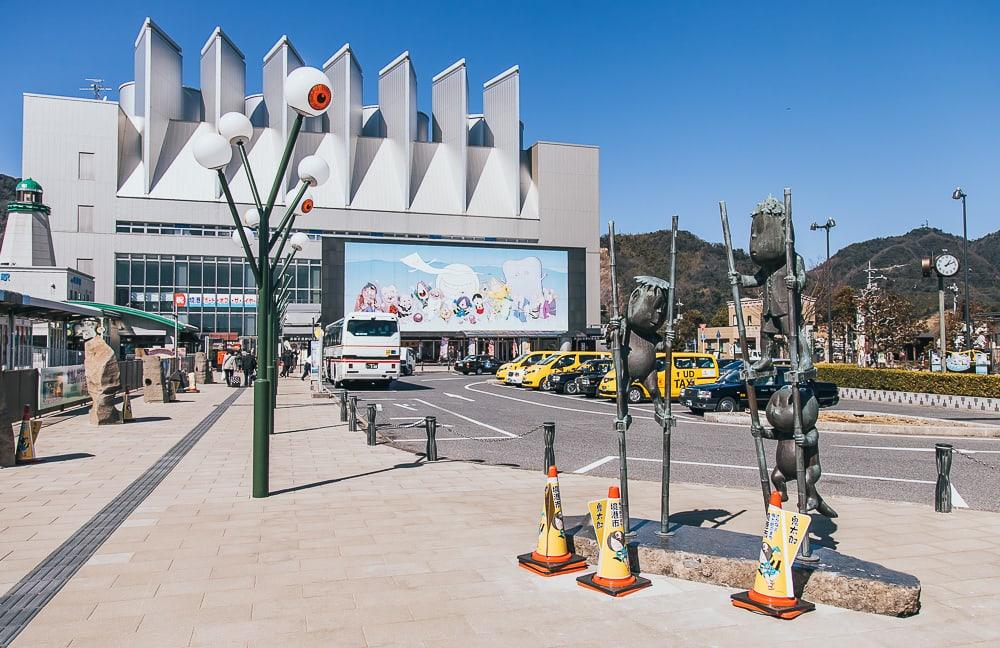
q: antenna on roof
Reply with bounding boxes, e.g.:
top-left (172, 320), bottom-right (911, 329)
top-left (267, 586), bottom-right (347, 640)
top-left (80, 78), bottom-right (111, 100)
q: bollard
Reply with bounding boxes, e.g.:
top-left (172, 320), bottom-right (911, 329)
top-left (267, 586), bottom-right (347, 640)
top-left (543, 422), bottom-right (556, 473)
top-left (425, 416), bottom-right (438, 461)
top-left (366, 403), bottom-right (377, 446)
top-left (935, 443), bottom-right (953, 513)
top-left (349, 396), bottom-right (358, 432)
top-left (338, 389), bottom-right (348, 423)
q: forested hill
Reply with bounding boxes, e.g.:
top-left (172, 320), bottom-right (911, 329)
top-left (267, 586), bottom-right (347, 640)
top-left (0, 174), bottom-right (19, 247)
top-left (600, 225), bottom-right (1000, 326)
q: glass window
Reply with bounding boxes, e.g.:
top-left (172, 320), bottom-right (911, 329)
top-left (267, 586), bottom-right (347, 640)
top-left (190, 263), bottom-right (202, 288)
top-left (217, 262), bottom-right (230, 288)
top-left (203, 262), bottom-right (216, 288)
top-left (175, 261), bottom-right (188, 287)
top-left (674, 357), bottom-right (695, 369)
top-left (115, 288), bottom-right (128, 306)
top-left (347, 319), bottom-right (398, 337)
top-left (116, 260), bottom-right (128, 284)
top-left (131, 260), bottom-right (144, 286)
top-left (231, 263), bottom-right (244, 287)
top-left (145, 259), bottom-right (159, 285)
top-left (296, 265), bottom-right (308, 289)
top-left (217, 314), bottom-right (230, 333)
top-left (160, 260), bottom-right (174, 287)
top-left (696, 357), bottom-right (716, 369)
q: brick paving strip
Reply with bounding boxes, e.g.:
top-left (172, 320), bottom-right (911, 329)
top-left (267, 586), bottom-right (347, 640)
top-left (0, 388), bottom-right (245, 647)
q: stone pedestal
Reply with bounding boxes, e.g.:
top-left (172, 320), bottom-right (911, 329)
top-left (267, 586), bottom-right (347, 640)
top-left (194, 351), bottom-right (213, 384)
top-left (0, 384), bottom-right (11, 467)
top-left (142, 355), bottom-right (170, 403)
top-left (85, 336), bottom-right (122, 425)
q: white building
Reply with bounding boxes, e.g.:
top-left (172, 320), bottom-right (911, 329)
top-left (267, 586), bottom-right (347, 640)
top-left (20, 18), bottom-right (600, 356)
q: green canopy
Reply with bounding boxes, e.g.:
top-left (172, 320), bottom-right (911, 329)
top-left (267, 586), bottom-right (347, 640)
top-left (68, 301), bottom-right (198, 332)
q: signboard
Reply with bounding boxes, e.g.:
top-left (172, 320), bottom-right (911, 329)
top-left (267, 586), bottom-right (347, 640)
top-left (174, 292), bottom-right (187, 308)
top-left (39, 365), bottom-right (88, 410)
top-left (343, 241), bottom-right (569, 333)
top-left (174, 293), bottom-right (257, 309)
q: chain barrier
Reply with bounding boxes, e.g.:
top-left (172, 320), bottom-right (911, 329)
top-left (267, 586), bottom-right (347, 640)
top-left (952, 448), bottom-right (1000, 474)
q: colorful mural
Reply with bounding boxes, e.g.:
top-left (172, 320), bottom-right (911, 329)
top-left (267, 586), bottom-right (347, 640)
top-left (344, 242), bottom-right (569, 333)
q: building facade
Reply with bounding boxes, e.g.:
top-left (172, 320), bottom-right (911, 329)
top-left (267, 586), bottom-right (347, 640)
top-left (701, 296), bottom-right (817, 358)
top-left (21, 18), bottom-right (600, 351)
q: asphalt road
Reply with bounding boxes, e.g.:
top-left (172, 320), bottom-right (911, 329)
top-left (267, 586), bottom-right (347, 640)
top-left (341, 373), bottom-right (1000, 513)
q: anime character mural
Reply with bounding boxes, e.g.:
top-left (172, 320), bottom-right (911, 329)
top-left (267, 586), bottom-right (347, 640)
top-left (382, 285), bottom-right (400, 315)
top-left (354, 282), bottom-right (380, 312)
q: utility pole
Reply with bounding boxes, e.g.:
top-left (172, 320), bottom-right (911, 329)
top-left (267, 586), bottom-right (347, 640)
top-left (810, 218), bottom-right (836, 362)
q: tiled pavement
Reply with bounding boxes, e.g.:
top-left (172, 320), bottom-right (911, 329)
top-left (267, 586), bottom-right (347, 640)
top-left (2, 380), bottom-right (1000, 647)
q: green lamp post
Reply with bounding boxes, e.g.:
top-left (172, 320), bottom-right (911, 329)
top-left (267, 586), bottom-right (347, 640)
top-left (193, 66), bottom-right (332, 498)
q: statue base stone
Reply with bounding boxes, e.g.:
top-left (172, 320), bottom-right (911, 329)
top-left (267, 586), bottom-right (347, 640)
top-left (1, 425), bottom-right (14, 467)
top-left (565, 516), bottom-right (920, 617)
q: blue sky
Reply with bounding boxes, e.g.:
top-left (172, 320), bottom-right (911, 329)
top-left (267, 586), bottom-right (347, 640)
top-left (2, 1), bottom-right (997, 263)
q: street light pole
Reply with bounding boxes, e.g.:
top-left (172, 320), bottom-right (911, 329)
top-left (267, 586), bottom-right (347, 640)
top-left (810, 218), bottom-right (837, 362)
top-left (952, 188), bottom-right (972, 350)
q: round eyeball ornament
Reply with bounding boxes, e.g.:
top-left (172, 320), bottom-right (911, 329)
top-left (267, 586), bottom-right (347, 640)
top-left (297, 155), bottom-right (330, 187)
top-left (285, 188), bottom-right (315, 215)
top-left (193, 132), bottom-right (233, 170)
top-left (289, 232), bottom-right (310, 252)
top-left (231, 227), bottom-right (255, 246)
top-left (242, 208), bottom-right (260, 228)
top-left (218, 112), bottom-right (253, 145)
top-left (284, 67), bottom-right (332, 117)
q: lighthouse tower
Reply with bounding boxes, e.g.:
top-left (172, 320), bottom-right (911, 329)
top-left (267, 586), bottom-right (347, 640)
top-left (0, 178), bottom-right (56, 267)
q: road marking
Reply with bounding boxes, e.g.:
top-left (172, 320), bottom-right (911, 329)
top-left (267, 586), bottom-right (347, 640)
top-left (625, 456), bottom-right (937, 485)
top-left (394, 403), bottom-right (417, 411)
top-left (412, 398), bottom-right (517, 438)
top-left (418, 377), bottom-right (467, 382)
top-left (445, 393), bottom-right (475, 402)
top-left (832, 445), bottom-right (1000, 454)
top-left (951, 484), bottom-right (970, 508)
top-left (464, 382), bottom-right (655, 420)
top-left (390, 416), bottom-right (423, 420)
top-left (574, 456), bottom-right (618, 474)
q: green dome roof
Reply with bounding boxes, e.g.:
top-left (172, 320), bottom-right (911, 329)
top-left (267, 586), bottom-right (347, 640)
top-left (15, 178), bottom-right (42, 192)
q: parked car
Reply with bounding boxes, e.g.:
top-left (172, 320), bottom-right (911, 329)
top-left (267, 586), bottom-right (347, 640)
top-left (566, 358), bottom-right (615, 396)
top-left (401, 347), bottom-right (416, 376)
top-left (597, 352), bottom-right (721, 403)
top-left (455, 354), bottom-right (501, 375)
top-left (678, 366), bottom-right (839, 413)
top-left (497, 351), bottom-right (552, 384)
top-left (523, 351), bottom-right (610, 390)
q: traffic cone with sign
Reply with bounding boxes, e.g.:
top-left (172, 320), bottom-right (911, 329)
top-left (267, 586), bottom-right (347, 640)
top-left (731, 490), bottom-right (815, 619)
top-left (121, 390), bottom-right (134, 423)
top-left (185, 372), bottom-right (200, 393)
top-left (576, 485), bottom-right (651, 596)
top-left (15, 405), bottom-right (37, 463)
top-left (517, 466), bottom-right (587, 576)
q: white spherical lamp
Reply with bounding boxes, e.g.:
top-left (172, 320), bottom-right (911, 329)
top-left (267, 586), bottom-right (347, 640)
top-left (297, 155), bottom-right (330, 187)
top-left (285, 188), bottom-right (315, 215)
top-left (289, 232), bottom-right (310, 252)
top-left (242, 208), bottom-right (260, 228)
top-left (193, 132), bottom-right (232, 170)
top-left (218, 112), bottom-right (253, 145)
top-left (284, 67), bottom-right (332, 117)
top-left (231, 227), bottom-right (254, 246)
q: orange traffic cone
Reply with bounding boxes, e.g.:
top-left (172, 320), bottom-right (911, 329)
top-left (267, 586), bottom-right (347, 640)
top-left (121, 390), bottom-right (134, 423)
top-left (576, 485), bottom-right (651, 597)
top-left (15, 405), bottom-right (36, 463)
top-left (731, 490), bottom-right (815, 619)
top-left (185, 372), bottom-right (200, 393)
top-left (517, 466), bottom-right (588, 576)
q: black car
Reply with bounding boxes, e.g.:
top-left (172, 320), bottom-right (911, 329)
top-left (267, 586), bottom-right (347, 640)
top-left (572, 358), bottom-right (615, 397)
top-left (679, 366), bottom-right (839, 413)
top-left (455, 355), bottom-right (501, 375)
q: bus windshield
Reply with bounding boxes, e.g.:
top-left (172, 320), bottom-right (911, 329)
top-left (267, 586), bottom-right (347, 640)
top-left (346, 319), bottom-right (398, 337)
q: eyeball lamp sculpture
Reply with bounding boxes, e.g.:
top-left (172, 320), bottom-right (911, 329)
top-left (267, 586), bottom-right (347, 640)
top-left (193, 132), bottom-right (233, 170)
top-left (284, 67), bottom-right (333, 117)
top-left (297, 155), bottom-right (330, 187)
top-left (285, 188), bottom-right (315, 215)
top-left (231, 227), bottom-right (255, 246)
top-left (289, 232), bottom-right (310, 252)
top-left (242, 209), bottom-right (261, 228)
top-left (218, 112), bottom-right (254, 146)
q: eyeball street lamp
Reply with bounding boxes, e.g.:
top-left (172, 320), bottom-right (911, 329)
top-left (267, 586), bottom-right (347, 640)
top-left (289, 232), bottom-right (310, 252)
top-left (218, 112), bottom-right (254, 146)
top-left (285, 188), bottom-right (315, 215)
top-left (243, 208), bottom-right (260, 228)
top-left (193, 132), bottom-right (233, 170)
top-left (297, 155), bottom-right (330, 187)
top-left (284, 67), bottom-right (333, 117)
top-left (231, 226), bottom-right (255, 246)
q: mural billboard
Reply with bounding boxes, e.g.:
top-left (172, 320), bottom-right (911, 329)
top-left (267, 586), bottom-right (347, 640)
top-left (343, 242), bottom-right (568, 333)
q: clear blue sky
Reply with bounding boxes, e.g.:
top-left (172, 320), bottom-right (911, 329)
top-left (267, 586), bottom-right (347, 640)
top-left (2, 1), bottom-right (997, 263)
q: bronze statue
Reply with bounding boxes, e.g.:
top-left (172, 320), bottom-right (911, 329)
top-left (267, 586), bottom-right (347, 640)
top-left (729, 196), bottom-right (813, 376)
top-left (764, 386), bottom-right (837, 518)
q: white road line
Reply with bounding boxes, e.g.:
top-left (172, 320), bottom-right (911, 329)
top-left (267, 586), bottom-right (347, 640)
top-left (832, 445), bottom-right (1000, 454)
top-left (627, 456), bottom-right (936, 485)
top-left (412, 398), bottom-right (516, 438)
top-left (573, 456), bottom-right (618, 474)
top-left (951, 484), bottom-right (970, 509)
top-left (444, 393), bottom-right (475, 402)
top-left (390, 416), bottom-right (423, 420)
top-left (463, 382), bottom-right (655, 420)
top-left (418, 377), bottom-right (467, 382)
top-left (393, 403), bottom-right (417, 411)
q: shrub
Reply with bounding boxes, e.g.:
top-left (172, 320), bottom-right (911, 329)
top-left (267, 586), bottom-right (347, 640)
top-left (816, 363), bottom-right (1000, 399)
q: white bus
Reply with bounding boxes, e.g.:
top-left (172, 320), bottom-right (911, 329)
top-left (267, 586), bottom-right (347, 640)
top-left (322, 312), bottom-right (401, 386)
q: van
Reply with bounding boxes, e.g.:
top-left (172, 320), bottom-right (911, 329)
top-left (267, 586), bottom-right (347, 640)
top-left (400, 347), bottom-right (416, 376)
top-left (498, 351), bottom-right (552, 385)
top-left (521, 351), bottom-right (610, 390)
top-left (597, 352), bottom-right (720, 403)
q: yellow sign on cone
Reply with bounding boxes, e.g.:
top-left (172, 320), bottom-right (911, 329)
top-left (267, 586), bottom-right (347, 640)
top-left (731, 490), bottom-right (815, 619)
top-left (15, 406), bottom-right (37, 463)
top-left (576, 486), bottom-right (651, 597)
top-left (517, 466), bottom-right (587, 576)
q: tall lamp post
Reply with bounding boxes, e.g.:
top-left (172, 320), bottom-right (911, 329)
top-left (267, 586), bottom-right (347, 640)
top-left (810, 218), bottom-right (837, 362)
top-left (194, 66), bottom-right (332, 498)
top-left (951, 188), bottom-right (972, 350)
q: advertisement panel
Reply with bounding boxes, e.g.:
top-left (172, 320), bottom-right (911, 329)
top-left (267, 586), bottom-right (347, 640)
top-left (344, 242), bottom-right (568, 333)
top-left (39, 365), bottom-right (88, 410)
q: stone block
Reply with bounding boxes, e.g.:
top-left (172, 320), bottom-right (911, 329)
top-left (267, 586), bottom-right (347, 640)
top-left (566, 516), bottom-right (921, 617)
top-left (194, 351), bottom-right (213, 384)
top-left (85, 336), bottom-right (122, 425)
top-left (142, 355), bottom-right (170, 403)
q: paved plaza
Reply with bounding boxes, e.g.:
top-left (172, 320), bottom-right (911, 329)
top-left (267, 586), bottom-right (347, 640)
top-left (2, 379), bottom-right (1000, 647)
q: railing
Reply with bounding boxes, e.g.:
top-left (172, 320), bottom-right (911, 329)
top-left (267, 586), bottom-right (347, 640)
top-left (1, 346), bottom-right (84, 371)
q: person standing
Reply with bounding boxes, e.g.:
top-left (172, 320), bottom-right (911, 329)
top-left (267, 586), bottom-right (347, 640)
top-left (222, 350), bottom-right (237, 387)
top-left (242, 351), bottom-right (257, 386)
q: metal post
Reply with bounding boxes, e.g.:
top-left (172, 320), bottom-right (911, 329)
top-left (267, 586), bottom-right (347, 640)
top-left (825, 227), bottom-right (833, 363)
top-left (349, 395), bottom-right (358, 432)
top-left (935, 443), bottom-right (953, 513)
top-left (657, 215), bottom-right (679, 537)
top-left (366, 403), bottom-right (377, 446)
top-left (607, 221), bottom-right (632, 535)
top-left (938, 274), bottom-right (947, 369)
top-left (961, 195), bottom-right (972, 351)
top-left (543, 422), bottom-right (556, 472)
top-left (425, 416), bottom-right (438, 461)
top-left (721, 202), bottom-right (771, 512)
top-left (338, 389), bottom-right (348, 422)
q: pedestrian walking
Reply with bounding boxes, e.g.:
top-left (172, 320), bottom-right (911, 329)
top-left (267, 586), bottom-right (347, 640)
top-left (222, 350), bottom-right (237, 387)
top-left (241, 352), bottom-right (257, 386)
top-left (300, 357), bottom-right (312, 380)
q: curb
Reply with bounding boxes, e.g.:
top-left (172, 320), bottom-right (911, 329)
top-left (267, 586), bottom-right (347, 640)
top-left (703, 410), bottom-right (1000, 437)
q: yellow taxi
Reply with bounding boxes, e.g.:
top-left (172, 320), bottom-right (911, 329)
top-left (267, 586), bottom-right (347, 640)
top-left (498, 351), bottom-right (552, 385)
top-left (597, 352), bottom-right (720, 403)
top-left (522, 351), bottom-right (610, 390)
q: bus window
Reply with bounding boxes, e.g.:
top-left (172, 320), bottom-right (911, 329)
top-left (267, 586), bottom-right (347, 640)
top-left (347, 320), bottom-right (398, 337)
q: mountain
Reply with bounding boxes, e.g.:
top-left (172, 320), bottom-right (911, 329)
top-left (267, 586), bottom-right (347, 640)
top-left (600, 225), bottom-right (1000, 324)
top-left (0, 174), bottom-right (17, 245)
